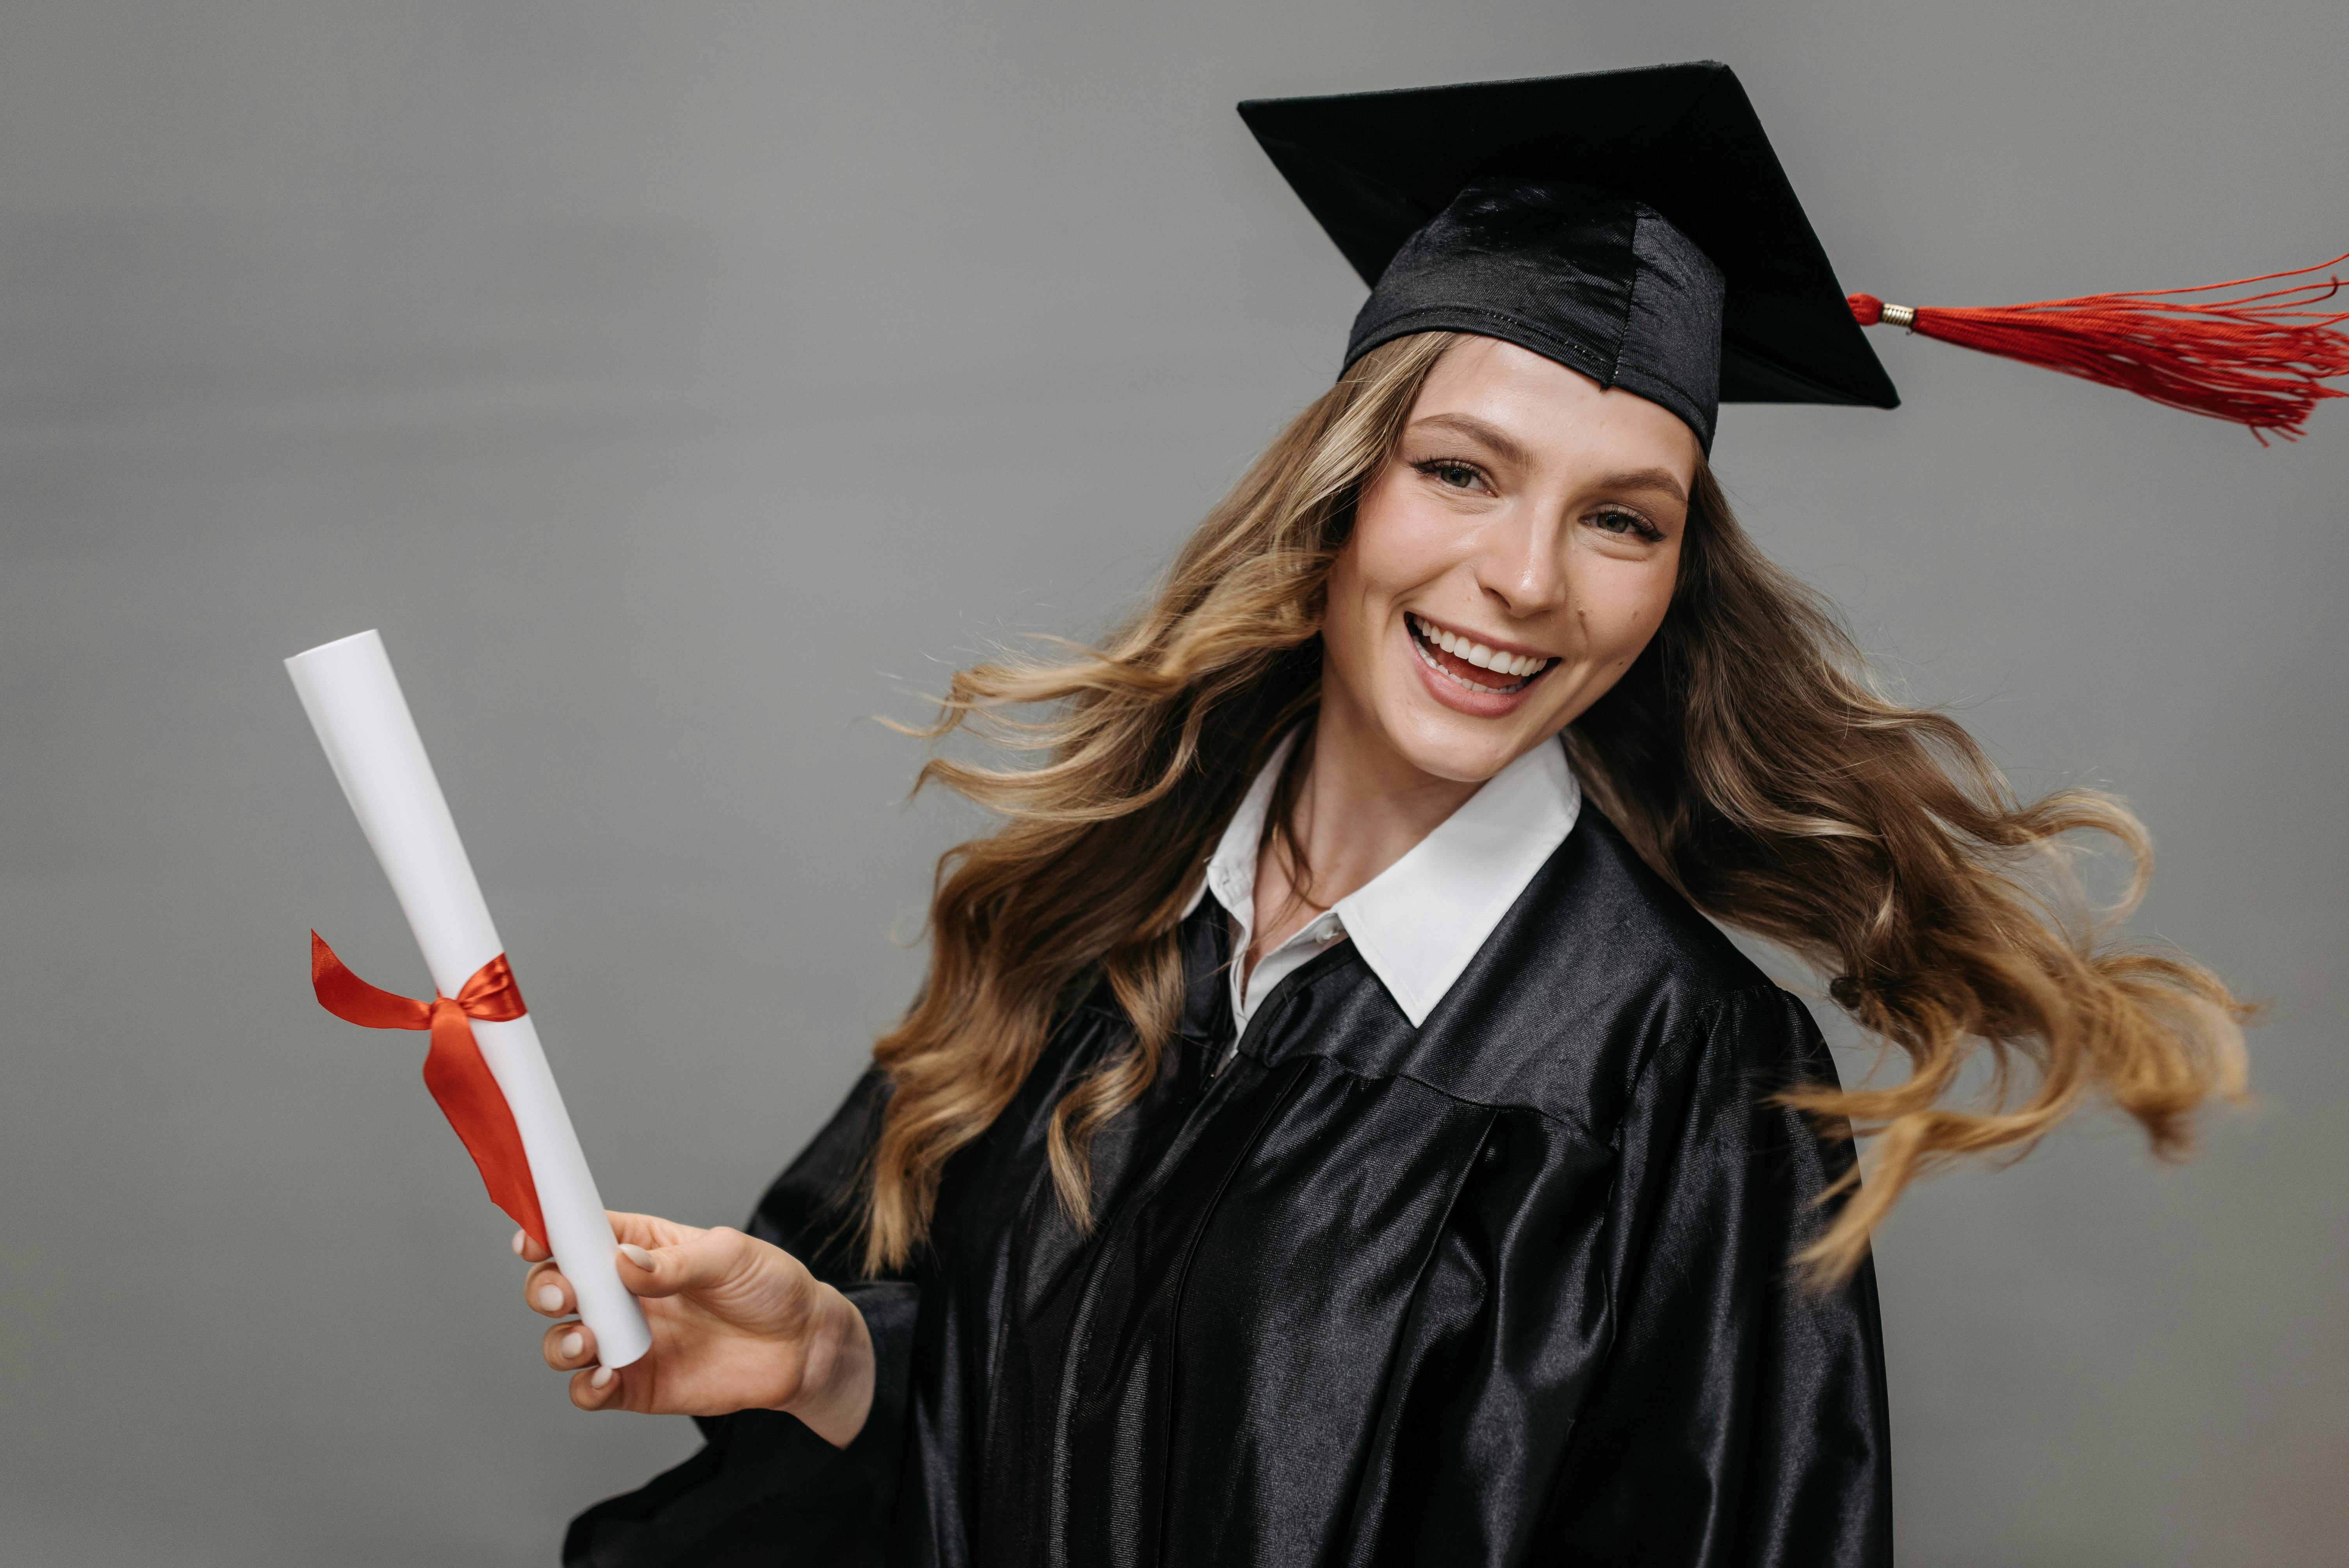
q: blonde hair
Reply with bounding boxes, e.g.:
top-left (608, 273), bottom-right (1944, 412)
top-left (860, 331), bottom-right (2251, 1283)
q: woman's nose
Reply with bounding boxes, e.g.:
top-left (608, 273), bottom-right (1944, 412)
top-left (1474, 510), bottom-right (1569, 615)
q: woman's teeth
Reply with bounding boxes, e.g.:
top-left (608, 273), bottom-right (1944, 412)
top-left (1408, 613), bottom-right (1552, 687)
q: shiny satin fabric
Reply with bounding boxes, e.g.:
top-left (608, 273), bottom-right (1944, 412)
top-left (308, 932), bottom-right (549, 1248)
top-left (568, 810), bottom-right (1892, 1566)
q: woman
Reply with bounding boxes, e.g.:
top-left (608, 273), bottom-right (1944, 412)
top-left (533, 65), bottom-right (2260, 1567)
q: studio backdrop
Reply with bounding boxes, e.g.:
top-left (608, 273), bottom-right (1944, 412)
top-left (1, 2), bottom-right (2344, 1564)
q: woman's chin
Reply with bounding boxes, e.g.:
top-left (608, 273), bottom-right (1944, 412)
top-left (1375, 672), bottom-right (1559, 782)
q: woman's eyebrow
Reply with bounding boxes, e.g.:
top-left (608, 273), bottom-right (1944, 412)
top-left (1594, 467), bottom-right (1690, 506)
top-left (1408, 412), bottom-right (1531, 468)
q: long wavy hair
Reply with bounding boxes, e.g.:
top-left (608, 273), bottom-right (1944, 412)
top-left (859, 330), bottom-right (2251, 1283)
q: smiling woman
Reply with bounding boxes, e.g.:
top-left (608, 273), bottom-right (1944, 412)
top-left (1328, 337), bottom-right (1695, 762)
top-left (533, 64), bottom-right (2259, 1568)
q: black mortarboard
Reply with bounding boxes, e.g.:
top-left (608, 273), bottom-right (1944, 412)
top-left (1239, 62), bottom-right (1898, 451)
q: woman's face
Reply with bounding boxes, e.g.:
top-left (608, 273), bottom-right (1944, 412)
top-left (1322, 336), bottom-right (1700, 785)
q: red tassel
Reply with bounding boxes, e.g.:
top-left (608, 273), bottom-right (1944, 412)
top-left (1850, 252), bottom-right (2349, 443)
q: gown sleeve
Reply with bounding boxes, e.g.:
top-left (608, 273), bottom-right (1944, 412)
top-left (1356, 985), bottom-right (1892, 1568)
top-left (563, 1068), bottom-right (916, 1568)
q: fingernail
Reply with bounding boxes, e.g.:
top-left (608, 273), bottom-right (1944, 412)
top-left (536, 1284), bottom-right (564, 1311)
top-left (618, 1243), bottom-right (655, 1269)
top-left (559, 1331), bottom-right (584, 1360)
top-left (510, 1229), bottom-right (528, 1256)
top-left (590, 1365), bottom-right (615, 1390)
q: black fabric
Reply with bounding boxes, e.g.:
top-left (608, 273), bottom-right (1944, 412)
top-left (563, 1081), bottom-right (917, 1568)
top-left (567, 802), bottom-right (1893, 1566)
top-left (1239, 61), bottom-right (1901, 450)
top-left (1345, 176), bottom-right (1729, 448)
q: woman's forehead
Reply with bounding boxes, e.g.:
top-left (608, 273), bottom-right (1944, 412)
top-left (1407, 338), bottom-right (1701, 476)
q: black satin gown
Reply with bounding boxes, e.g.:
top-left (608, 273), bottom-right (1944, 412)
top-left (566, 809), bottom-right (1893, 1566)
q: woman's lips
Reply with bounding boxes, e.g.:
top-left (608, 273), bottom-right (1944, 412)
top-left (1406, 612), bottom-right (1552, 695)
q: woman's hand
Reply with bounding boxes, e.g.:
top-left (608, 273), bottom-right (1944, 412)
top-left (518, 1212), bottom-right (876, 1449)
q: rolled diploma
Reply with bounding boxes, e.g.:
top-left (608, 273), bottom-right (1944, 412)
top-left (287, 629), bottom-right (653, 1368)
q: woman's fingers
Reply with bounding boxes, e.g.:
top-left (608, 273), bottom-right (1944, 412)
top-left (615, 1225), bottom-right (758, 1301)
top-left (615, 1241), bottom-right (668, 1296)
top-left (524, 1260), bottom-right (574, 1318)
top-left (544, 1317), bottom-right (598, 1370)
top-left (568, 1361), bottom-right (625, 1411)
top-left (515, 1215), bottom-right (694, 1271)
top-left (607, 1210), bottom-right (700, 1251)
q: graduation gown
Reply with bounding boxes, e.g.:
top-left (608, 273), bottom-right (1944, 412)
top-left (565, 807), bottom-right (1893, 1566)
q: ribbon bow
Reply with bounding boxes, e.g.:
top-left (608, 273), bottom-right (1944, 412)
top-left (309, 932), bottom-right (547, 1248)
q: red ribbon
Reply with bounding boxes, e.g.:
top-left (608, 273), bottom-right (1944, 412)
top-left (309, 931), bottom-right (548, 1249)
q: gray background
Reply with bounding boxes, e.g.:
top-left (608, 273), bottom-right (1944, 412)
top-left (2, 1), bottom-right (2342, 1563)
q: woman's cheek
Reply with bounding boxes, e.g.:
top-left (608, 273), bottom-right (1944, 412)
top-left (1584, 591), bottom-right (1665, 670)
top-left (1602, 556), bottom-right (1676, 638)
top-left (1359, 488), bottom-right (1465, 574)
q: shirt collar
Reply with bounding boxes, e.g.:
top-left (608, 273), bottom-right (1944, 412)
top-left (1183, 731), bottom-right (1582, 1027)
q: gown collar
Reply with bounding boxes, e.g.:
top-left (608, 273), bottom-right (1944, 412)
top-left (1182, 729), bottom-right (1582, 1027)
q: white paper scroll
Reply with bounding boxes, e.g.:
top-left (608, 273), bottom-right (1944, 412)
top-left (287, 629), bottom-right (652, 1368)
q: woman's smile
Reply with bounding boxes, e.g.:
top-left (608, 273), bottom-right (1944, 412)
top-left (1404, 610), bottom-right (1555, 712)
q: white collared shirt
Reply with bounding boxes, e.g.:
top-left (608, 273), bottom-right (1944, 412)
top-left (1182, 731), bottom-right (1583, 1040)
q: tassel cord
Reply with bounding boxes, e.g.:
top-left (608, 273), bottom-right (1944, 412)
top-left (1852, 251), bottom-right (2349, 442)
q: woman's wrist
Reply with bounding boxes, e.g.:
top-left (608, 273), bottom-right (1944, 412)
top-left (779, 1281), bottom-right (877, 1449)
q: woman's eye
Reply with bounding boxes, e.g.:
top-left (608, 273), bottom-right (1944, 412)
top-left (1416, 459), bottom-right (1486, 491)
top-left (1588, 508), bottom-right (1661, 541)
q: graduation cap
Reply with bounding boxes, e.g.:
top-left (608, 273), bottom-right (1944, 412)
top-left (1241, 62), bottom-right (2349, 447)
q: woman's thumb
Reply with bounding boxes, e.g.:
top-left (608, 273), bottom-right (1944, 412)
top-left (615, 1242), bottom-right (677, 1297)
